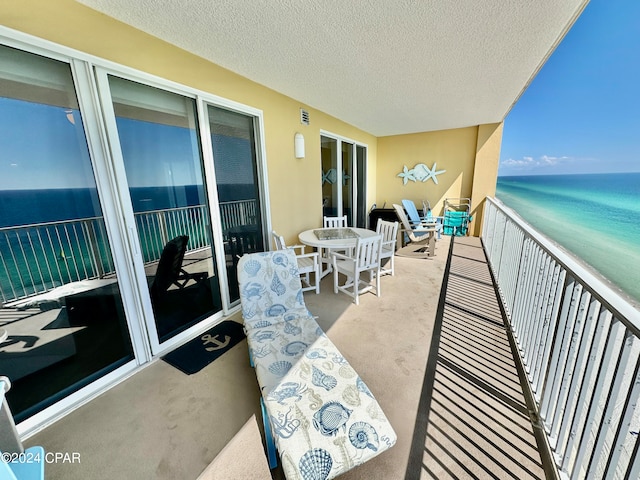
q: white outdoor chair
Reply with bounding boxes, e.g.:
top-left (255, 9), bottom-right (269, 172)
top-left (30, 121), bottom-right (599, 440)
top-left (323, 215), bottom-right (348, 229)
top-left (331, 235), bottom-right (383, 305)
top-left (376, 219), bottom-right (399, 276)
top-left (271, 231), bottom-right (320, 293)
top-left (392, 204), bottom-right (437, 258)
top-left (322, 214), bottom-right (351, 260)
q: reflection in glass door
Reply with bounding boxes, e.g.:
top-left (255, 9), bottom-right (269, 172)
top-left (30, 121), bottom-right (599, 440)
top-left (355, 145), bottom-right (367, 228)
top-left (341, 141), bottom-right (354, 225)
top-left (107, 76), bottom-right (222, 343)
top-left (0, 46), bottom-right (134, 422)
top-left (207, 106), bottom-right (264, 303)
top-left (321, 136), bottom-right (339, 218)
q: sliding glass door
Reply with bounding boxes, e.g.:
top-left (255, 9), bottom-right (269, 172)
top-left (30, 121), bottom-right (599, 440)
top-left (355, 145), bottom-right (367, 228)
top-left (320, 134), bottom-right (367, 226)
top-left (0, 39), bottom-right (269, 424)
top-left (341, 140), bottom-right (354, 225)
top-left (0, 46), bottom-right (134, 422)
top-left (104, 76), bottom-right (223, 344)
top-left (207, 105), bottom-right (264, 304)
top-left (321, 136), bottom-right (339, 218)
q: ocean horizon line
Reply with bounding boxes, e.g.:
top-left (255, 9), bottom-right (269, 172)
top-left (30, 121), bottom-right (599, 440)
top-left (498, 170), bottom-right (640, 178)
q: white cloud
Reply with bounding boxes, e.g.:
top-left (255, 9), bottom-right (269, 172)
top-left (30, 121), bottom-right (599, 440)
top-left (501, 154), bottom-right (574, 171)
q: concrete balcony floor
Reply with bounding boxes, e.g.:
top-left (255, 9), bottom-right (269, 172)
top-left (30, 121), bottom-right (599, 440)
top-left (27, 236), bottom-right (548, 479)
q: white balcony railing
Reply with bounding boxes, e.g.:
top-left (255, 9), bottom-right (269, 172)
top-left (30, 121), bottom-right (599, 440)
top-left (482, 197), bottom-right (640, 480)
top-left (0, 200), bottom-right (257, 304)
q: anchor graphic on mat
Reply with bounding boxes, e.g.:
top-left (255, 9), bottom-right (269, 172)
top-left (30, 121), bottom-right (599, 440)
top-left (201, 333), bottom-right (230, 351)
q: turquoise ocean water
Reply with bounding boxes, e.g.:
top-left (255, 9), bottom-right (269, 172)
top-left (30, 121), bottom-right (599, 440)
top-left (495, 172), bottom-right (640, 304)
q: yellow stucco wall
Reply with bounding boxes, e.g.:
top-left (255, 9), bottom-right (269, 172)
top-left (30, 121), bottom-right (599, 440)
top-left (376, 124), bottom-right (502, 236)
top-left (377, 127), bottom-right (478, 216)
top-left (1, 0), bottom-right (501, 240)
top-left (0, 0), bottom-right (377, 246)
top-left (470, 123), bottom-right (503, 236)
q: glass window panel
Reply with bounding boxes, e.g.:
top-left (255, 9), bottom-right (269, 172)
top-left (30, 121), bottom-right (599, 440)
top-left (342, 141), bottom-right (354, 225)
top-left (321, 136), bottom-right (339, 218)
top-left (0, 45), bottom-right (133, 422)
top-left (208, 105), bottom-right (263, 303)
top-left (356, 145), bottom-right (367, 228)
top-left (108, 76), bottom-right (222, 342)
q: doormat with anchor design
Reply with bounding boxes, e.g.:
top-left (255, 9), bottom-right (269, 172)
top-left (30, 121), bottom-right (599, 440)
top-left (162, 321), bottom-right (246, 375)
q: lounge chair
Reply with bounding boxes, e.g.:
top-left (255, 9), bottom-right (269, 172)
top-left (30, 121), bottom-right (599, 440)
top-left (401, 199), bottom-right (442, 239)
top-left (392, 204), bottom-right (437, 258)
top-left (149, 235), bottom-right (208, 300)
top-left (237, 250), bottom-right (397, 476)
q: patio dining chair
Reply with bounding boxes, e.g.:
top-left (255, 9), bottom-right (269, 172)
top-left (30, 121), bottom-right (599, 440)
top-left (393, 204), bottom-right (437, 258)
top-left (376, 219), bottom-right (399, 276)
top-left (322, 214), bottom-right (351, 260)
top-left (331, 234), bottom-right (383, 305)
top-left (323, 214), bottom-right (348, 229)
top-left (271, 231), bottom-right (320, 293)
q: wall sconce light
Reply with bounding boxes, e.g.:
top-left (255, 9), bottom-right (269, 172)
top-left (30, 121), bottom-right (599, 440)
top-left (294, 132), bottom-right (305, 159)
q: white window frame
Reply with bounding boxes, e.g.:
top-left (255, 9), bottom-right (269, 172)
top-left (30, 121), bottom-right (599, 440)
top-left (320, 130), bottom-right (368, 227)
top-left (0, 25), bottom-right (271, 436)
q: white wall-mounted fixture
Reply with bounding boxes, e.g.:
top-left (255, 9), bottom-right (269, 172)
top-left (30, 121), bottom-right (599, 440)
top-left (294, 132), bottom-right (305, 159)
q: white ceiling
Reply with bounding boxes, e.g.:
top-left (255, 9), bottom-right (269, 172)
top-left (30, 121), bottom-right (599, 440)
top-left (78, 0), bottom-right (587, 137)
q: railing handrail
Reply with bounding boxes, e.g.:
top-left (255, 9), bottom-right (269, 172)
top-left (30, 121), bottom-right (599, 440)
top-left (0, 199), bottom-right (258, 304)
top-left (0, 216), bottom-right (104, 232)
top-left (485, 196), bottom-right (640, 334)
top-left (482, 195), bottom-right (640, 480)
top-left (0, 199), bottom-right (256, 232)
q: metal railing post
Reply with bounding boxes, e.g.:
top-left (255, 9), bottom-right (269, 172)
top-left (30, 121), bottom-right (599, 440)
top-left (482, 197), bottom-right (640, 479)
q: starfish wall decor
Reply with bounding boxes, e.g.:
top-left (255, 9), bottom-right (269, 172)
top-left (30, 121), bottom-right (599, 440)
top-left (397, 163), bottom-right (446, 185)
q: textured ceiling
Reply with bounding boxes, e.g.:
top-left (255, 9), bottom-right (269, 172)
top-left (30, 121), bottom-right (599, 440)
top-left (78, 0), bottom-right (587, 137)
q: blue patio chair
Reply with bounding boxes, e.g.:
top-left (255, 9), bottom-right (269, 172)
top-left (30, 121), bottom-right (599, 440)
top-left (401, 199), bottom-right (442, 239)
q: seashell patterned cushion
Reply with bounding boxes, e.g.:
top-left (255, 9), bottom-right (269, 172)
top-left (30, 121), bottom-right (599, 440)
top-left (247, 314), bottom-right (324, 395)
top-left (247, 314), bottom-right (397, 480)
top-left (238, 250), bottom-right (309, 325)
top-left (238, 251), bottom-right (397, 479)
top-left (243, 307), bottom-right (314, 332)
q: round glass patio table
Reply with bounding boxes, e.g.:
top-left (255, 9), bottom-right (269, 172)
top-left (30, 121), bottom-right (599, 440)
top-left (298, 227), bottom-right (376, 249)
top-left (298, 227), bottom-right (377, 278)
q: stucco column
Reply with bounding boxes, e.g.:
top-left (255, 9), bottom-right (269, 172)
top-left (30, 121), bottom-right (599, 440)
top-left (469, 122), bottom-right (503, 236)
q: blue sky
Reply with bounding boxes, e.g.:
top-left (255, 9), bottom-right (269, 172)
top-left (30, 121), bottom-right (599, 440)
top-left (499, 0), bottom-right (640, 177)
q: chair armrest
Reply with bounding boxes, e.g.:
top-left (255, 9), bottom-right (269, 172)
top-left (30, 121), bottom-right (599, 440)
top-left (330, 251), bottom-right (355, 262)
top-left (296, 251), bottom-right (319, 262)
top-left (412, 225), bottom-right (437, 233)
top-left (288, 244), bottom-right (307, 255)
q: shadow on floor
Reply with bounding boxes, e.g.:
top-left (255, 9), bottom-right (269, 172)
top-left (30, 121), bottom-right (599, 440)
top-left (406, 236), bottom-right (546, 480)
